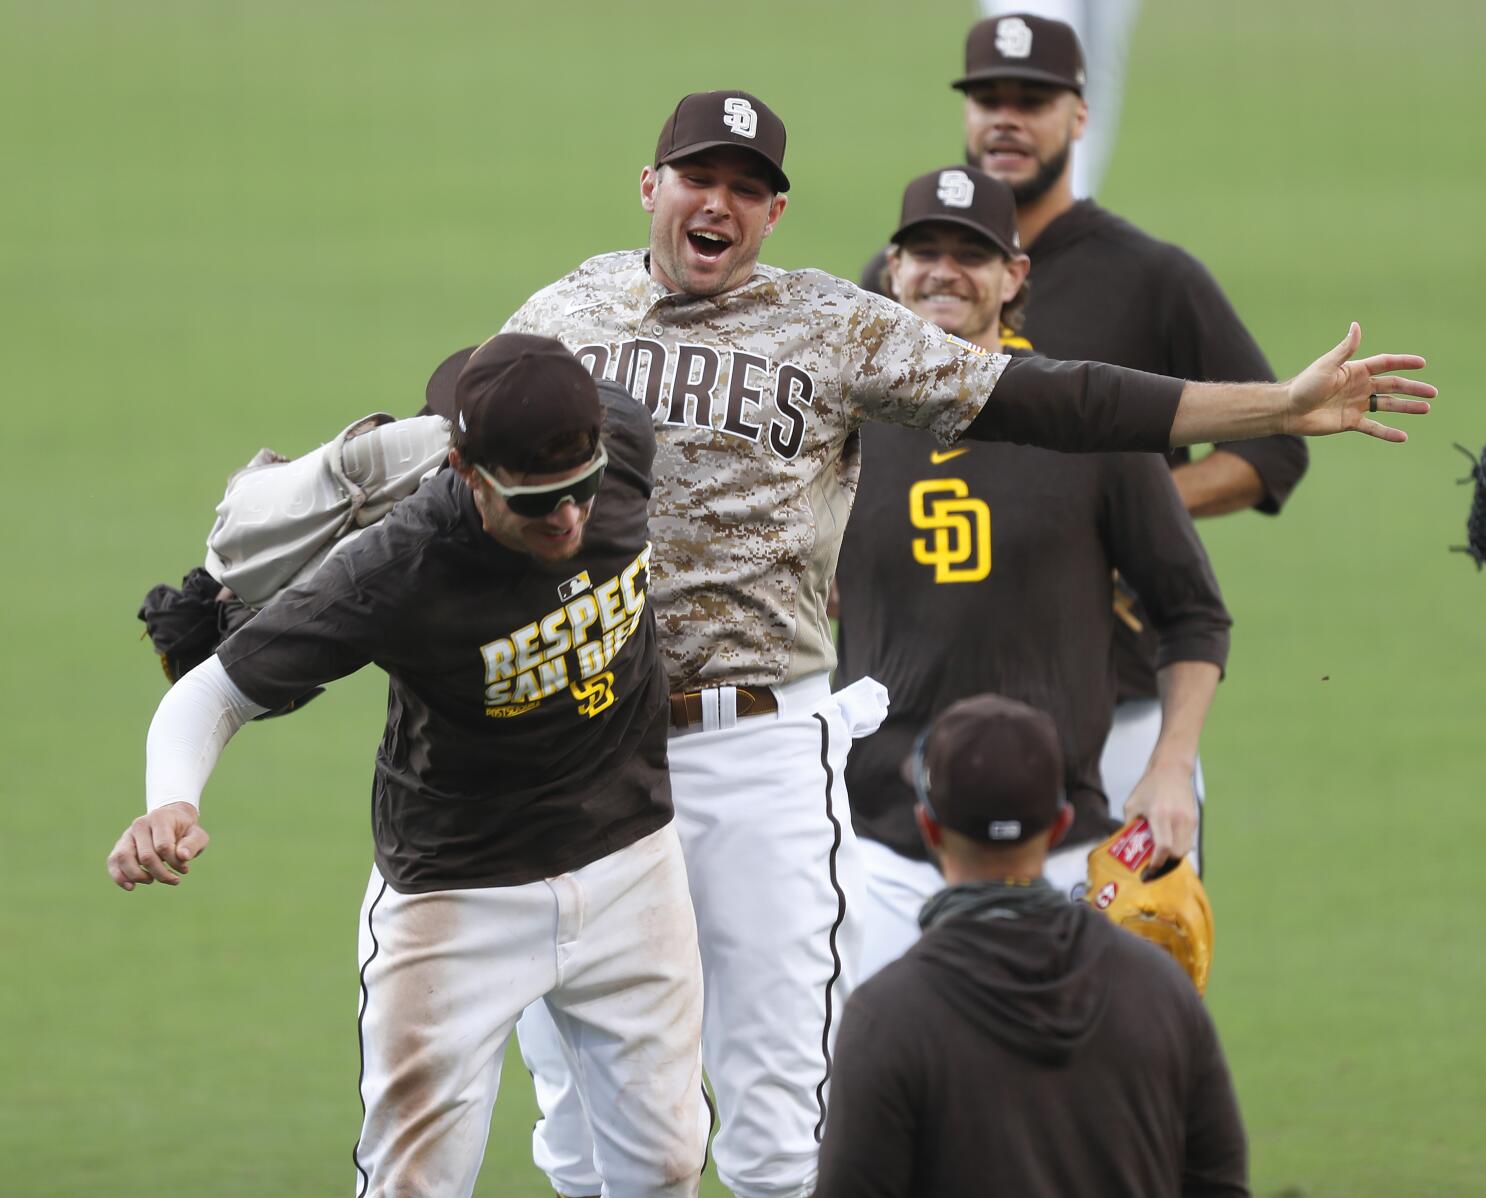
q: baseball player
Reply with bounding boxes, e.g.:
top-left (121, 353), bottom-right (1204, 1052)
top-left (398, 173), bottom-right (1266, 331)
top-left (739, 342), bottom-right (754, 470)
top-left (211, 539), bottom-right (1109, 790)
top-left (496, 89), bottom-right (1428, 1198)
top-left (107, 335), bottom-right (709, 1198)
top-left (814, 694), bottom-right (1248, 1198)
top-left (861, 15), bottom-right (1312, 866)
top-left (835, 166), bottom-right (1230, 982)
top-left (977, 0), bottom-right (1143, 199)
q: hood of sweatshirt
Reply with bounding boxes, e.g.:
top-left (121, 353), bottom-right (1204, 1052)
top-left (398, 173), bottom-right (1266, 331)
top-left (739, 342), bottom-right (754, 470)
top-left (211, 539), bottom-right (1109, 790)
top-left (913, 882), bottom-right (1112, 1065)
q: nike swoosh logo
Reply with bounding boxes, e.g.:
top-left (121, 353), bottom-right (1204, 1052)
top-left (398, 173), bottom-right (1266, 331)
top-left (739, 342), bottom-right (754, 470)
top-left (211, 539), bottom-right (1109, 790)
top-left (563, 300), bottom-right (609, 317)
top-left (930, 449), bottom-right (970, 464)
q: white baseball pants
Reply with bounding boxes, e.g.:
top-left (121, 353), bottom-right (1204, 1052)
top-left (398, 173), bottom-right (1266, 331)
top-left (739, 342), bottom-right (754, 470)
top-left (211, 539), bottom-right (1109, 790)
top-left (520, 674), bottom-right (889, 1198)
top-left (855, 836), bottom-right (945, 983)
top-left (351, 823), bottom-right (706, 1198)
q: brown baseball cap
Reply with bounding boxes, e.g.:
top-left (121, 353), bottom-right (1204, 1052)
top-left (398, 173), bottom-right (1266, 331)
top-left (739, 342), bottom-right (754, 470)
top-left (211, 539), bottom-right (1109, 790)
top-left (912, 693), bottom-right (1065, 844)
top-left (450, 334), bottom-right (602, 473)
top-left (421, 344), bottom-right (475, 418)
top-left (890, 166), bottom-right (1022, 259)
top-left (654, 90), bottom-right (790, 193)
top-left (952, 13), bottom-right (1086, 94)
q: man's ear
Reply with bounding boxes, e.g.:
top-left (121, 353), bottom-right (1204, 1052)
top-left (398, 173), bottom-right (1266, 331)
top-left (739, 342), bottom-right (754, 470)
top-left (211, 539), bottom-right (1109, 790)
top-left (1046, 802), bottom-right (1075, 850)
top-left (640, 165), bottom-right (660, 214)
top-left (1070, 95), bottom-right (1089, 141)
top-left (883, 246), bottom-right (904, 301)
top-left (447, 447), bottom-right (475, 483)
top-left (915, 803), bottom-right (943, 852)
top-left (762, 192), bottom-right (787, 237)
top-left (1002, 254), bottom-right (1031, 303)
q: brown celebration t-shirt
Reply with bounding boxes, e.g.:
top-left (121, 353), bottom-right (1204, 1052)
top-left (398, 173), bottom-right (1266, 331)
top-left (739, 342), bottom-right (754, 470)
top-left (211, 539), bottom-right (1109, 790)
top-left (217, 386), bottom-right (672, 893)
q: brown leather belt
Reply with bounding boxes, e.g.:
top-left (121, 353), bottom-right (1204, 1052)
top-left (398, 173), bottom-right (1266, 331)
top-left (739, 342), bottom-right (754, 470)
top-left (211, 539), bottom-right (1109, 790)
top-left (669, 685), bottom-right (779, 731)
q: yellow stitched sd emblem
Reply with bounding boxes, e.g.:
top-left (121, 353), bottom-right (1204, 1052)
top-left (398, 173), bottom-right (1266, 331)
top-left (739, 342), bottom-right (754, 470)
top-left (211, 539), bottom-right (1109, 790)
top-left (909, 479), bottom-right (991, 582)
top-left (571, 672), bottom-right (616, 718)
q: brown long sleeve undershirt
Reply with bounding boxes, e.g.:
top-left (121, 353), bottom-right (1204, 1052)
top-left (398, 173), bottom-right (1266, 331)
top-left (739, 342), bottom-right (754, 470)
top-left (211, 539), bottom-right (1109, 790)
top-left (965, 355), bottom-right (1185, 454)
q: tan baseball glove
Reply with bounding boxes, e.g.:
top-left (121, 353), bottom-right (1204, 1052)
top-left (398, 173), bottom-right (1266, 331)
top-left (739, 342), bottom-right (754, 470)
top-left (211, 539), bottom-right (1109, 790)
top-left (1085, 818), bottom-right (1214, 995)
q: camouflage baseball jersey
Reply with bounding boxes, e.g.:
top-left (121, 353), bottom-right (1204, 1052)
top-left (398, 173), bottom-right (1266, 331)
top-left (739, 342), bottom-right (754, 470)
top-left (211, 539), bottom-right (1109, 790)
top-left (501, 249), bottom-right (1009, 689)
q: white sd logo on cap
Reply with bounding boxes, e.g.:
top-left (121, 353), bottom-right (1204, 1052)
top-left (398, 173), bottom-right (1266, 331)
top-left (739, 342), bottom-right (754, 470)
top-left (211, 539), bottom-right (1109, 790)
top-left (995, 16), bottom-right (1033, 58)
top-left (937, 169), bottom-right (975, 209)
top-left (723, 97), bottom-right (757, 139)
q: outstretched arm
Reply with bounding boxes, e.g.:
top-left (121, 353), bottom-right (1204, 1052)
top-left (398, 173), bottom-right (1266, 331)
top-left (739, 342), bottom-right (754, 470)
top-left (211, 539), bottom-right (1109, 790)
top-left (967, 323), bottom-right (1431, 453)
top-left (107, 656), bottom-right (268, 891)
top-left (1170, 323), bottom-right (1432, 447)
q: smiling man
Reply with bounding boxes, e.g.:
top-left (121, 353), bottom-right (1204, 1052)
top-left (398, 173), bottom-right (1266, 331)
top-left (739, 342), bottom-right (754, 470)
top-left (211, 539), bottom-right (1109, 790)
top-left (108, 334), bottom-right (708, 1198)
top-left (836, 168), bottom-right (1229, 982)
top-left (498, 89), bottom-right (1428, 1198)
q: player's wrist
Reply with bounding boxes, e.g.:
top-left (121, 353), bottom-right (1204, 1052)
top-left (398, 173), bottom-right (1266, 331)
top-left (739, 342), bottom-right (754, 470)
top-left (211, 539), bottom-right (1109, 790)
top-left (1143, 751), bottom-right (1197, 779)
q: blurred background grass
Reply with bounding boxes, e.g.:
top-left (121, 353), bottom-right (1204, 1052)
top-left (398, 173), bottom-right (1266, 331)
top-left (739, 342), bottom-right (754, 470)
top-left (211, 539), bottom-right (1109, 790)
top-left (2, 1), bottom-right (1482, 1194)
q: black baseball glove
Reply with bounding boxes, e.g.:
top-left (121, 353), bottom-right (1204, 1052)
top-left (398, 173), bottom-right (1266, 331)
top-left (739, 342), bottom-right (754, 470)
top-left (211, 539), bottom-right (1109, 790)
top-left (137, 568), bottom-right (321, 717)
top-left (1453, 443), bottom-right (1486, 569)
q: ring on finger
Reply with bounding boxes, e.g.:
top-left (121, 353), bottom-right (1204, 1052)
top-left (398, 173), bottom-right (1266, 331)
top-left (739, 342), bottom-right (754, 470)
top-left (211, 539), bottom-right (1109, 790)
top-left (1369, 394), bottom-right (1379, 413)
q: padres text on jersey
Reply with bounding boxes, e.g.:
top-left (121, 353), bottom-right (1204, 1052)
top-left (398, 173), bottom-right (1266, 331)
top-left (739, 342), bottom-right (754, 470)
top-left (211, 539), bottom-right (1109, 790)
top-left (502, 249), bottom-right (1009, 689)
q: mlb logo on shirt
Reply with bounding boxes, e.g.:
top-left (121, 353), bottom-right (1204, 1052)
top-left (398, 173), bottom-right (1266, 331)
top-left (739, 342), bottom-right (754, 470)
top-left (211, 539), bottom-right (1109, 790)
top-left (557, 571), bottom-right (592, 601)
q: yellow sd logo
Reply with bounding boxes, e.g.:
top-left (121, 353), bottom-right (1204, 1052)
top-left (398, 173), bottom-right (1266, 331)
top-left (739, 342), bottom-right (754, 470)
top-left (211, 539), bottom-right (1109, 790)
top-left (909, 479), bottom-right (991, 583)
top-left (571, 672), bottom-right (616, 719)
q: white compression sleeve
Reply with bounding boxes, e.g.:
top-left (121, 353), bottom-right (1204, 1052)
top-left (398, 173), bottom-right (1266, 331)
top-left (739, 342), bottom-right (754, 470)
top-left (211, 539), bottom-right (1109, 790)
top-left (145, 655), bottom-right (268, 812)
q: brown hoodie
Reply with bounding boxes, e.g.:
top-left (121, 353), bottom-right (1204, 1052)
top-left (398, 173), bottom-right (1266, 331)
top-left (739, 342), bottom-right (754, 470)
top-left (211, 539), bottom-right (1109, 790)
top-left (814, 883), bottom-right (1248, 1197)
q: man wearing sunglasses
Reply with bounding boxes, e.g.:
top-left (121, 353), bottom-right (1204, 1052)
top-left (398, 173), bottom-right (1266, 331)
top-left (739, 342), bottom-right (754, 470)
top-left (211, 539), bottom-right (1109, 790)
top-left (107, 334), bottom-right (709, 1198)
top-left (457, 421), bottom-right (609, 559)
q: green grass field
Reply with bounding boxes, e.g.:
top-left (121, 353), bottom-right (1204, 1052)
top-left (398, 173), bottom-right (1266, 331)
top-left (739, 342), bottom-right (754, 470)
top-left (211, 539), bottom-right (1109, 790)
top-left (3, 1), bottom-right (1483, 1194)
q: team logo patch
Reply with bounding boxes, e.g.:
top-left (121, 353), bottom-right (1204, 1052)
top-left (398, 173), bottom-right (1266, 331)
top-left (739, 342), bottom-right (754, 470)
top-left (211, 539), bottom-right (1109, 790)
top-left (936, 169), bottom-right (975, 209)
top-left (1106, 818), bottom-right (1156, 872)
top-left (557, 571), bottom-right (592, 601)
top-left (1094, 881), bottom-right (1118, 910)
top-left (910, 479), bottom-right (991, 583)
top-left (722, 97), bottom-right (757, 139)
top-left (942, 333), bottom-right (988, 355)
top-left (1069, 881), bottom-right (1089, 903)
top-left (995, 16), bottom-right (1033, 58)
top-left (572, 672), bottom-right (616, 718)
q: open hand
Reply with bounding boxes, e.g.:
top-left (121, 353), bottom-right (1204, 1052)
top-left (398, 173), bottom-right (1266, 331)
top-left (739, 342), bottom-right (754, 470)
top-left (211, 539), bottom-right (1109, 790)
top-left (1287, 322), bottom-right (1434, 442)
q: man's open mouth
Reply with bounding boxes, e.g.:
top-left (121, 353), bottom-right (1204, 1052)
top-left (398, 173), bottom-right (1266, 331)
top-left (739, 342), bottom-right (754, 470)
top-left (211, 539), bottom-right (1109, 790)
top-left (984, 143), bottom-right (1032, 165)
top-left (686, 229), bottom-right (732, 260)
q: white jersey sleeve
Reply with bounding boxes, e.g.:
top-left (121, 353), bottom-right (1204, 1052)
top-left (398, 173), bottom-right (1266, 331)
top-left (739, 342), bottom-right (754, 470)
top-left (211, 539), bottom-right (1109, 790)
top-left (145, 655), bottom-right (267, 812)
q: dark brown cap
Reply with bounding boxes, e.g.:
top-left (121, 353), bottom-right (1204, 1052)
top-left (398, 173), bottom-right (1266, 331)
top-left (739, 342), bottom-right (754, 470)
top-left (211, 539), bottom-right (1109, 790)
top-left (890, 166), bottom-right (1022, 259)
top-left (451, 334), bottom-right (602, 473)
top-left (952, 13), bottom-right (1086, 94)
top-left (654, 90), bottom-right (790, 193)
top-left (421, 345), bottom-right (476, 418)
top-left (912, 693), bottom-right (1064, 844)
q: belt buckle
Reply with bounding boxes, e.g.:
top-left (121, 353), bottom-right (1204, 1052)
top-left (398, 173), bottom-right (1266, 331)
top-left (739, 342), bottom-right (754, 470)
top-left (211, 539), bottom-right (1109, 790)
top-left (668, 684), bottom-right (776, 733)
